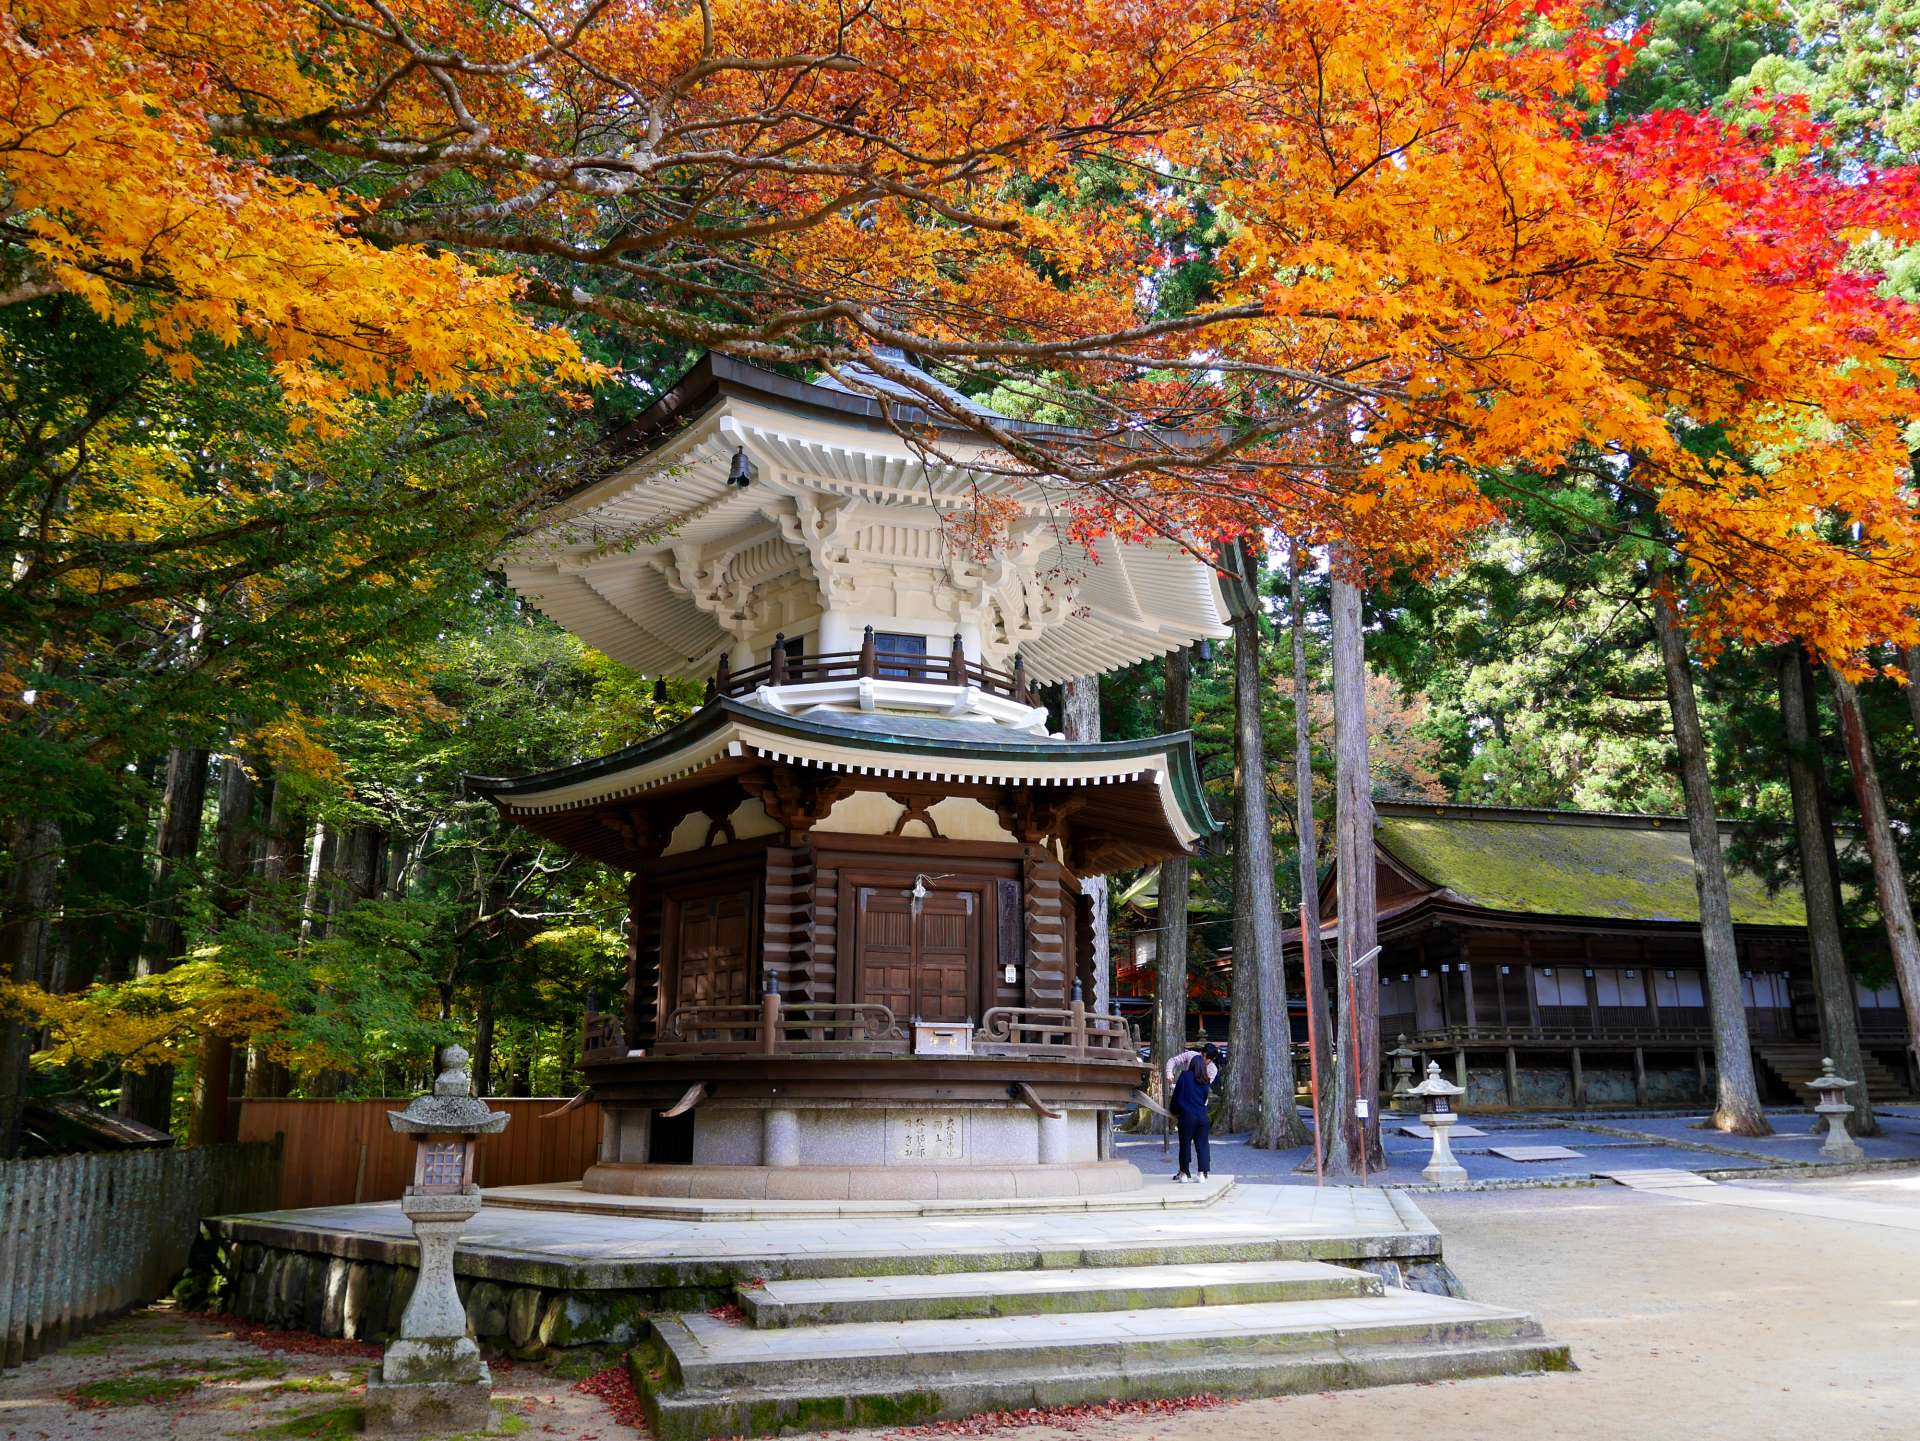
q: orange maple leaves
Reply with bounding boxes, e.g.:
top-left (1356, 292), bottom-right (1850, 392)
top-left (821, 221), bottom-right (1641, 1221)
top-left (0, 0), bottom-right (592, 416)
top-left (4, 0), bottom-right (1918, 663)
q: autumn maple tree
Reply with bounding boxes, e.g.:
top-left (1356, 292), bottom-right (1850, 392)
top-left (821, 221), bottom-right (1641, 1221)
top-left (6, 0), bottom-right (1917, 667)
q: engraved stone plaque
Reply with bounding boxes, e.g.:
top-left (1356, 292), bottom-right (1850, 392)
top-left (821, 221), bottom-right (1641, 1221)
top-left (889, 1111), bottom-right (966, 1163)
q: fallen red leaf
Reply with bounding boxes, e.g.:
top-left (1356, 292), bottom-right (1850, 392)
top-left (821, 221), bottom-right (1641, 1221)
top-left (887, 1393), bottom-right (1226, 1437)
top-left (574, 1364), bottom-right (649, 1432)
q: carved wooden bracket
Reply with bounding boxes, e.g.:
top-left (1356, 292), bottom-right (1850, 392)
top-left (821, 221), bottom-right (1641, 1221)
top-left (739, 767), bottom-right (851, 832)
top-left (994, 789), bottom-right (1086, 846)
top-left (887, 792), bottom-right (944, 838)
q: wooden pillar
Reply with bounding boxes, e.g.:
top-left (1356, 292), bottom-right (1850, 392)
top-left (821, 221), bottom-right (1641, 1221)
top-left (1633, 1046), bottom-right (1648, 1106)
top-left (1504, 1047), bottom-right (1520, 1108)
top-left (1695, 1046), bottom-right (1710, 1101)
top-left (1454, 1048), bottom-right (1469, 1093)
top-left (1570, 1047), bottom-right (1585, 1108)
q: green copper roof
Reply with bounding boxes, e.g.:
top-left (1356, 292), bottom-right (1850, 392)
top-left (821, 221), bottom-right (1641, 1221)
top-left (1376, 807), bottom-right (1808, 928)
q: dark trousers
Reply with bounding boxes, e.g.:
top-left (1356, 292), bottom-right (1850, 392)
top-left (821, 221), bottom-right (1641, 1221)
top-left (1177, 1113), bottom-right (1211, 1176)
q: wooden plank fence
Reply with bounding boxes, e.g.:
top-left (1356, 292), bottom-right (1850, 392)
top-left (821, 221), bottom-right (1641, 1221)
top-left (237, 1098), bottom-right (602, 1210)
top-left (0, 1140), bottom-right (281, 1371)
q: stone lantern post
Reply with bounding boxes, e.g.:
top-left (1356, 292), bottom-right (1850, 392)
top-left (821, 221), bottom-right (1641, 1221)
top-left (1409, 1060), bottom-right (1468, 1185)
top-left (1388, 1036), bottom-right (1421, 1115)
top-left (366, 1045), bottom-right (510, 1435)
top-left (1808, 1057), bottom-right (1865, 1163)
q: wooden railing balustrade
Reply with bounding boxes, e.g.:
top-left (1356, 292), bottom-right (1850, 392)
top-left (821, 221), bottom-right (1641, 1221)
top-left (1401, 1023), bottom-right (1717, 1048)
top-left (584, 993), bottom-right (1142, 1063)
top-left (708, 627), bottom-right (1031, 703)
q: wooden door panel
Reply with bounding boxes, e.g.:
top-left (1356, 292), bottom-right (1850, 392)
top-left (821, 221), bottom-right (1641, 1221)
top-left (917, 893), bottom-right (977, 1022)
top-left (674, 888), bottom-right (754, 1010)
top-left (850, 880), bottom-right (983, 1022)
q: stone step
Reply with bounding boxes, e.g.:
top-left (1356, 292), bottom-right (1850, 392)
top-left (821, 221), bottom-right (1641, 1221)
top-left (635, 1293), bottom-right (1568, 1439)
top-left (737, 1259), bottom-right (1383, 1327)
top-left (1754, 1045), bottom-right (1911, 1102)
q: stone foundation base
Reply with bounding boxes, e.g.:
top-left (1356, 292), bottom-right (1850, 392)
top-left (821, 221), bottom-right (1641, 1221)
top-left (365, 1375), bottom-right (493, 1435)
top-left (579, 1159), bottom-right (1142, 1200)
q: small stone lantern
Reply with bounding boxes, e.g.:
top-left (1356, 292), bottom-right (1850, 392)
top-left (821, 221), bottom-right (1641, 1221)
top-left (366, 1045), bottom-right (510, 1436)
top-left (1808, 1057), bottom-right (1865, 1163)
top-left (1388, 1035), bottom-right (1421, 1115)
top-left (1409, 1060), bottom-right (1468, 1184)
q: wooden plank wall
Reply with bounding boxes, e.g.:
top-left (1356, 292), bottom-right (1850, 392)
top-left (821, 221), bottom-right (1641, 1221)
top-left (0, 1140), bottom-right (282, 1371)
top-left (236, 1098), bottom-right (602, 1210)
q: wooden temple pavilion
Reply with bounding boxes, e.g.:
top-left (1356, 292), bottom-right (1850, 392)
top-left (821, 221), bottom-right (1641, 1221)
top-left (469, 352), bottom-right (1228, 1199)
top-left (1294, 801), bottom-right (1915, 1110)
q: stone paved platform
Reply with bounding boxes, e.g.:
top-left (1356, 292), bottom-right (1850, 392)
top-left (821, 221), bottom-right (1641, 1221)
top-left (203, 1177), bottom-right (1455, 1353)
top-left (1120, 1105), bottom-right (1920, 1188)
top-left (483, 1174), bottom-right (1233, 1221)
top-left (211, 1177), bottom-right (1437, 1290)
top-left (627, 1189), bottom-right (1567, 1438)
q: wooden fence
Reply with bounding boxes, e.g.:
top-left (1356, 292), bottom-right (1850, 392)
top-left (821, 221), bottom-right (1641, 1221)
top-left (237, 1097), bottom-right (602, 1210)
top-left (0, 1140), bottom-right (281, 1371)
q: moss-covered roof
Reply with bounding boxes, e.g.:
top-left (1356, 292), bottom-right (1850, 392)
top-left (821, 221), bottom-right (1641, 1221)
top-left (1376, 805), bottom-right (1808, 928)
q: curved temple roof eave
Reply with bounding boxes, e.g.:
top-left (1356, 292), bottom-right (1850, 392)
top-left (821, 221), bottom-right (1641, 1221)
top-left (465, 698), bottom-right (1222, 854)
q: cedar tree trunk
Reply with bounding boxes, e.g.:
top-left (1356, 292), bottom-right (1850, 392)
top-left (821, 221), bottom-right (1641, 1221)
top-left (1289, 542), bottom-right (1335, 1160)
top-left (0, 816), bottom-right (61, 1157)
top-left (1828, 665), bottom-right (1920, 1086)
top-left (1226, 542), bottom-right (1308, 1148)
top-left (120, 744), bottom-right (211, 1131)
top-left (1779, 653), bottom-right (1875, 1133)
top-left (189, 755), bottom-right (256, 1145)
top-left (1156, 645), bottom-right (1193, 1145)
top-left (1327, 565), bottom-right (1384, 1174)
top-left (1652, 588), bottom-right (1770, 1135)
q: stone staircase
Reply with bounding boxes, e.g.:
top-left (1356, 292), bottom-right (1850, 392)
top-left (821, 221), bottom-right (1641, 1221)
top-left (633, 1246), bottom-right (1569, 1438)
top-left (1755, 1041), bottom-right (1913, 1105)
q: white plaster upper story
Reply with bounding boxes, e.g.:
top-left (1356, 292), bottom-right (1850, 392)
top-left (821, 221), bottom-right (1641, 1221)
top-left (504, 367), bottom-right (1232, 700)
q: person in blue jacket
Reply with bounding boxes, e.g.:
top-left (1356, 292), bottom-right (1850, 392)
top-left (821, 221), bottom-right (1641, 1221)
top-left (1170, 1042), bottom-right (1220, 1183)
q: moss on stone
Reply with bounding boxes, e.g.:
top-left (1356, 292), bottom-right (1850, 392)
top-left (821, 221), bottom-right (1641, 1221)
top-left (69, 1374), bottom-right (204, 1407)
top-left (260, 1403), bottom-right (364, 1439)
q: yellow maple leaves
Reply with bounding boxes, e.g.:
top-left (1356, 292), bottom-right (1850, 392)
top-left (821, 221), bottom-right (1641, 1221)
top-left (0, 960), bottom-right (286, 1074)
top-left (1, 0), bottom-right (594, 422)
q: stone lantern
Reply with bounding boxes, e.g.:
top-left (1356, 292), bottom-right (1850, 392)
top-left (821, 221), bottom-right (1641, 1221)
top-left (1388, 1035), bottom-right (1421, 1115)
top-left (1807, 1057), bottom-right (1865, 1163)
top-left (1409, 1060), bottom-right (1468, 1185)
top-left (366, 1045), bottom-right (510, 1436)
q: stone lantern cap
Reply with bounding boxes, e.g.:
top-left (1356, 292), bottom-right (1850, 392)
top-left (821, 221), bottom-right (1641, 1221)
top-left (1807, 1058), bottom-right (1856, 1101)
top-left (1409, 1060), bottom-right (1465, 1099)
top-left (387, 1046), bottom-right (511, 1135)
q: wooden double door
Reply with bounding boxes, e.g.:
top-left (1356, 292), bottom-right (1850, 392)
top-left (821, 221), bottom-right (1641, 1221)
top-left (839, 872), bottom-right (990, 1023)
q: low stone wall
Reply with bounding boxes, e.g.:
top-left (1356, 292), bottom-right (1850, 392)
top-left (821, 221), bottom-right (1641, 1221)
top-left (200, 1231), bottom-right (726, 1358)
